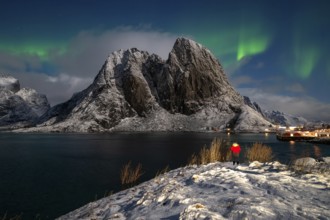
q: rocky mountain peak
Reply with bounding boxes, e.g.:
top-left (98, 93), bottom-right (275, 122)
top-left (0, 74), bottom-right (20, 93)
top-left (0, 75), bottom-right (50, 129)
top-left (160, 38), bottom-right (242, 114)
top-left (28, 38), bottom-right (270, 132)
top-left (171, 37), bottom-right (217, 64)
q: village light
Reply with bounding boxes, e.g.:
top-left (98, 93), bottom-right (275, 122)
top-left (289, 126), bottom-right (296, 131)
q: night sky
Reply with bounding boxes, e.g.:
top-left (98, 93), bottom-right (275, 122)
top-left (1, 0), bottom-right (329, 121)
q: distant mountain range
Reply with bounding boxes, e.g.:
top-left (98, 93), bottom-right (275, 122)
top-left (0, 38), bottom-right (319, 132)
top-left (243, 96), bottom-right (308, 127)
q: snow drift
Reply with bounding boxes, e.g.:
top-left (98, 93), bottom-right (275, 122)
top-left (57, 160), bottom-right (330, 219)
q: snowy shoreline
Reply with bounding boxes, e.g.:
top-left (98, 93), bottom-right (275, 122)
top-left (57, 160), bottom-right (330, 220)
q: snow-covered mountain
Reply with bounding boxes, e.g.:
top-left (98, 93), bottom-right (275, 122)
top-left (263, 110), bottom-right (308, 127)
top-left (0, 74), bottom-right (50, 129)
top-left (243, 96), bottom-right (308, 126)
top-left (57, 160), bottom-right (330, 219)
top-left (31, 38), bottom-right (271, 132)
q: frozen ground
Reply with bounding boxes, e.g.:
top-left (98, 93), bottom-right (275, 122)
top-left (58, 160), bottom-right (330, 220)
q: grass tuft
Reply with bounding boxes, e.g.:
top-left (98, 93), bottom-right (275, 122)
top-left (246, 142), bottom-right (273, 163)
top-left (188, 137), bottom-right (230, 165)
top-left (155, 165), bottom-right (170, 178)
top-left (120, 161), bottom-right (143, 186)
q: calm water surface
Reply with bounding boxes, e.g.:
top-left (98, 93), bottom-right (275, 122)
top-left (0, 132), bottom-right (329, 219)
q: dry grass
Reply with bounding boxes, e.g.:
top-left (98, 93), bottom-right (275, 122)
top-left (120, 162), bottom-right (143, 186)
top-left (188, 137), bottom-right (230, 165)
top-left (155, 165), bottom-right (170, 178)
top-left (313, 145), bottom-right (321, 158)
top-left (246, 142), bottom-right (273, 162)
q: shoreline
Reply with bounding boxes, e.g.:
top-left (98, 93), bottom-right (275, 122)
top-left (57, 159), bottom-right (330, 219)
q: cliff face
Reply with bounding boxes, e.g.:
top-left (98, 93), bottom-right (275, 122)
top-left (30, 38), bottom-right (271, 132)
top-left (156, 38), bottom-right (242, 114)
top-left (37, 48), bottom-right (161, 131)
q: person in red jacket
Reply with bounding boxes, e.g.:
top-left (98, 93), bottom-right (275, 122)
top-left (230, 142), bottom-right (241, 165)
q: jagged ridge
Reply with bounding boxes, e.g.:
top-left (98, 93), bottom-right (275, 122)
top-left (30, 38), bottom-right (271, 132)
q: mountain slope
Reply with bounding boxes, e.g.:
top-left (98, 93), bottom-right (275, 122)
top-left (243, 96), bottom-right (308, 126)
top-left (57, 160), bottom-right (330, 220)
top-left (32, 38), bottom-right (270, 132)
top-left (263, 110), bottom-right (308, 126)
top-left (0, 74), bottom-right (50, 129)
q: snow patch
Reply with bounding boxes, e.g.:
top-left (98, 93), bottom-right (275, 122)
top-left (57, 161), bottom-right (330, 220)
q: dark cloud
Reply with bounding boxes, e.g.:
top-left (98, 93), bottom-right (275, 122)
top-left (52, 27), bottom-right (177, 77)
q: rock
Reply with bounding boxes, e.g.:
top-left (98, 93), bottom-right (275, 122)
top-left (0, 74), bottom-right (20, 92)
top-left (322, 157), bottom-right (330, 164)
top-left (263, 110), bottom-right (308, 126)
top-left (37, 48), bottom-right (159, 131)
top-left (27, 38), bottom-right (273, 132)
top-left (294, 157), bottom-right (317, 166)
top-left (244, 95), bottom-right (309, 127)
top-left (243, 96), bottom-right (264, 117)
top-left (158, 38), bottom-right (242, 114)
top-left (0, 75), bottom-right (50, 129)
top-left (17, 88), bottom-right (50, 117)
top-left (234, 105), bottom-right (272, 132)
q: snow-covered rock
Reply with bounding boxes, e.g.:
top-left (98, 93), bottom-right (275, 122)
top-left (16, 88), bottom-right (50, 117)
top-left (294, 157), bottom-right (317, 166)
top-left (29, 38), bottom-right (273, 132)
top-left (234, 105), bottom-right (273, 132)
top-left (0, 75), bottom-right (50, 129)
top-left (0, 74), bottom-right (20, 92)
top-left (243, 96), bottom-right (264, 117)
top-left (244, 96), bottom-right (309, 127)
top-left (323, 157), bottom-right (330, 164)
top-left (57, 162), bottom-right (330, 219)
top-left (264, 110), bottom-right (308, 126)
top-left (292, 157), bottom-right (330, 174)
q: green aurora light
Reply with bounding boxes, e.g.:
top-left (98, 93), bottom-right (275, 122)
top-left (0, 42), bottom-right (67, 60)
top-left (293, 44), bottom-right (320, 79)
top-left (190, 22), bottom-right (272, 69)
top-left (237, 26), bottom-right (271, 61)
top-left (282, 9), bottom-right (321, 80)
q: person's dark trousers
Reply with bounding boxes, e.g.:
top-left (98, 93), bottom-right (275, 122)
top-left (232, 154), bottom-right (239, 165)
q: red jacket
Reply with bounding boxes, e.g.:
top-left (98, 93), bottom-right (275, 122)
top-left (230, 144), bottom-right (241, 155)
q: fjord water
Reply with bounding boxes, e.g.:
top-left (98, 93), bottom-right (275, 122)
top-left (0, 132), bottom-right (329, 219)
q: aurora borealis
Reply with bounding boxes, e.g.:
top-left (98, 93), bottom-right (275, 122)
top-left (0, 0), bottom-right (329, 121)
